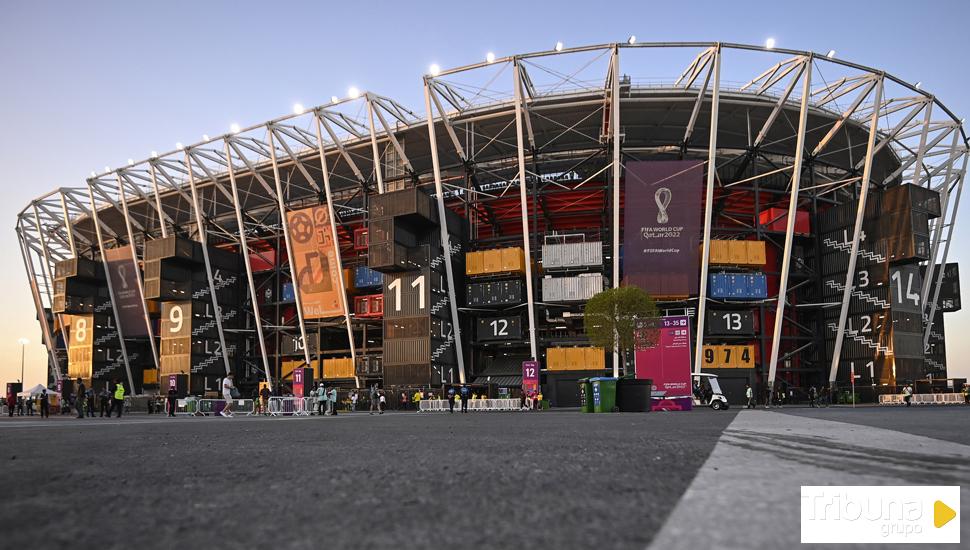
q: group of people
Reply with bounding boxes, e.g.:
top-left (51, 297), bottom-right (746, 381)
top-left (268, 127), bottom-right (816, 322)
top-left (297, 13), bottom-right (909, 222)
top-left (67, 379), bottom-right (127, 419)
top-left (5, 391), bottom-right (46, 417)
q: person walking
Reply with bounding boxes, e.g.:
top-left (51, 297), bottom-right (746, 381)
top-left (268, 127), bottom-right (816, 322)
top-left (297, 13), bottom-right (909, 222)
top-left (447, 386), bottom-right (456, 413)
top-left (167, 385), bottom-right (178, 417)
top-left (350, 390), bottom-right (358, 412)
top-left (378, 390), bottom-right (386, 414)
top-left (369, 384), bottom-right (379, 415)
top-left (459, 384), bottom-right (470, 413)
top-left (963, 383), bottom-right (969, 405)
top-left (16, 396), bottom-right (24, 416)
top-left (26, 395), bottom-right (34, 416)
top-left (399, 391), bottom-right (408, 411)
top-left (412, 389), bottom-right (422, 411)
top-left (74, 378), bottom-right (86, 419)
top-left (99, 387), bottom-right (110, 417)
top-left (316, 383), bottom-right (327, 416)
top-left (108, 380), bottom-right (126, 418)
top-left (902, 384), bottom-right (913, 407)
top-left (328, 386), bottom-right (338, 416)
top-left (745, 384), bottom-right (755, 409)
top-left (86, 387), bottom-right (95, 417)
top-left (220, 374), bottom-right (235, 417)
top-left (39, 390), bottom-right (49, 418)
top-left (5, 390), bottom-right (14, 417)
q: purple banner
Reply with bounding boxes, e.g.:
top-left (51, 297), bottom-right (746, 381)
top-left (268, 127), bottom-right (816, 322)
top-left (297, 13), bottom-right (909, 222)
top-left (635, 315), bottom-right (693, 411)
top-left (624, 160), bottom-right (703, 297)
top-left (522, 360), bottom-right (539, 391)
top-left (104, 245), bottom-right (148, 336)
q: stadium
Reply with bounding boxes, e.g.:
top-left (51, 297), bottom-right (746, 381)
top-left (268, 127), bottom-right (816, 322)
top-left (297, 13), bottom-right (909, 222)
top-left (15, 41), bottom-right (966, 406)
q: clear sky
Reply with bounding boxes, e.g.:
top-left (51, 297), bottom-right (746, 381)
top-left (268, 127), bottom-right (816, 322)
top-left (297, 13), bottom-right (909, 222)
top-left (2, 0), bottom-right (968, 387)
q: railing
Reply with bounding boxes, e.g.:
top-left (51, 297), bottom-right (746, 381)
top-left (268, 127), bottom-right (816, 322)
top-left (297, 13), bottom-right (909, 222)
top-left (195, 399), bottom-right (256, 416)
top-left (268, 396), bottom-right (315, 416)
top-left (878, 393), bottom-right (965, 405)
top-left (419, 399), bottom-right (521, 412)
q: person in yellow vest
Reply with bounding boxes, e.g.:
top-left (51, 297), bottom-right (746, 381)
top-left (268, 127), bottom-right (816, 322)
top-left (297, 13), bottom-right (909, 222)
top-left (536, 391), bottom-right (543, 411)
top-left (109, 379), bottom-right (125, 418)
top-left (412, 390), bottom-right (422, 410)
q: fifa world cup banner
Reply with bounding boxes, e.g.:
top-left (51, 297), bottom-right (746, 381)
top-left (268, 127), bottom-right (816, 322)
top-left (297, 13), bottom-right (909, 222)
top-left (104, 245), bottom-right (149, 336)
top-left (623, 160), bottom-right (703, 297)
top-left (634, 315), bottom-right (693, 411)
top-left (286, 205), bottom-right (344, 319)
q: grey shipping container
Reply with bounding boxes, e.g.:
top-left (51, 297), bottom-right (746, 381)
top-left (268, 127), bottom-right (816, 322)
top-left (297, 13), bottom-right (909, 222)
top-left (542, 242), bottom-right (603, 269)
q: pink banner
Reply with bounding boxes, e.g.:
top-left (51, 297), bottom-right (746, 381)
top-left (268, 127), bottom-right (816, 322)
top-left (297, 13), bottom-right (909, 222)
top-left (522, 360), bottom-right (539, 392)
top-left (635, 315), bottom-right (693, 411)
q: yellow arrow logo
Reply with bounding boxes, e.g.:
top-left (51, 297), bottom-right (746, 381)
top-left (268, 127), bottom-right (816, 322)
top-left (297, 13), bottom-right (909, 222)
top-left (934, 500), bottom-right (956, 528)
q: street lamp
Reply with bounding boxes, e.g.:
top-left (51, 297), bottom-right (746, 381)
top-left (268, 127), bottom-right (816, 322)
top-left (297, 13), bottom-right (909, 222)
top-left (17, 338), bottom-right (28, 384)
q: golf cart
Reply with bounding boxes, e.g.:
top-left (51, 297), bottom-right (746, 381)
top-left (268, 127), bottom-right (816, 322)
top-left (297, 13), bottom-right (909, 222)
top-left (692, 373), bottom-right (730, 410)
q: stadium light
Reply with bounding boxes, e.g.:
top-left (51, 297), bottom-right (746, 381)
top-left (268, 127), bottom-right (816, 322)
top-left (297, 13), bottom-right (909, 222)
top-left (104, 166), bottom-right (111, 173)
top-left (150, 151), bottom-right (158, 158)
top-left (176, 142), bottom-right (184, 150)
top-left (429, 64), bottom-right (441, 77)
top-left (826, 50), bottom-right (836, 58)
top-left (90, 171), bottom-right (96, 177)
top-left (765, 38), bottom-right (776, 49)
top-left (293, 103), bottom-right (305, 115)
top-left (127, 159), bottom-right (134, 166)
top-left (628, 35), bottom-right (636, 45)
top-left (915, 81), bottom-right (922, 89)
top-left (554, 41), bottom-right (564, 52)
top-left (348, 86), bottom-right (360, 99)
top-left (229, 123), bottom-right (241, 134)
top-left (486, 52), bottom-right (496, 64)
top-left (202, 134), bottom-right (210, 141)
top-left (331, 95), bottom-right (339, 104)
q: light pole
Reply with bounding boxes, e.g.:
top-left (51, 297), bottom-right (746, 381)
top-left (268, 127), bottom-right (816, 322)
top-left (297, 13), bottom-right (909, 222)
top-left (17, 338), bottom-right (29, 385)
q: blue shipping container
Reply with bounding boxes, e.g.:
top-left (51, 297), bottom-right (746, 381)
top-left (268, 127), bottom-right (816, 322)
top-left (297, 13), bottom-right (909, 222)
top-left (281, 282), bottom-right (296, 303)
top-left (709, 273), bottom-right (767, 300)
top-left (709, 273), bottom-right (729, 298)
top-left (354, 266), bottom-right (383, 288)
top-left (746, 273), bottom-right (768, 299)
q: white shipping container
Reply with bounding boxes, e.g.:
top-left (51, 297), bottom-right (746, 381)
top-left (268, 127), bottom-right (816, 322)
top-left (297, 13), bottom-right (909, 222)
top-left (562, 277), bottom-right (582, 301)
top-left (542, 244), bottom-right (564, 269)
top-left (580, 274), bottom-right (604, 299)
top-left (561, 243), bottom-right (583, 267)
top-left (542, 277), bottom-right (563, 302)
top-left (582, 242), bottom-right (603, 266)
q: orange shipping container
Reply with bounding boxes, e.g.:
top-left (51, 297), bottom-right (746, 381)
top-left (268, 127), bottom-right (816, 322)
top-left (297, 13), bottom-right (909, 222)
top-left (584, 347), bottom-right (606, 370)
top-left (343, 268), bottom-right (355, 292)
top-left (728, 241), bottom-right (748, 264)
top-left (483, 249), bottom-right (503, 273)
top-left (465, 251), bottom-right (484, 276)
top-left (708, 240), bottom-right (731, 264)
top-left (745, 241), bottom-right (766, 266)
top-left (500, 247), bottom-right (526, 273)
top-left (546, 347), bottom-right (568, 370)
top-left (323, 357), bottom-right (355, 379)
top-left (143, 369), bottom-right (159, 385)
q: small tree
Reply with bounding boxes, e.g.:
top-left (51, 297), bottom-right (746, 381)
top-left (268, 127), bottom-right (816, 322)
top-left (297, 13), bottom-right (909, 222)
top-left (584, 286), bottom-right (659, 377)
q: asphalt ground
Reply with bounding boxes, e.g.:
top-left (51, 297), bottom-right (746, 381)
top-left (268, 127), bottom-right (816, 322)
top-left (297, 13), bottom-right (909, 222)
top-left (0, 409), bottom-right (737, 550)
top-left (775, 403), bottom-right (970, 445)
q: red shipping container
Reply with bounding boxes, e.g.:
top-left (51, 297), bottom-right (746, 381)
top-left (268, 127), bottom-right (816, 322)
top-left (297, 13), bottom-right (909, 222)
top-left (355, 294), bottom-right (383, 318)
top-left (248, 249), bottom-right (276, 273)
top-left (354, 228), bottom-right (369, 250)
top-left (758, 208), bottom-right (809, 235)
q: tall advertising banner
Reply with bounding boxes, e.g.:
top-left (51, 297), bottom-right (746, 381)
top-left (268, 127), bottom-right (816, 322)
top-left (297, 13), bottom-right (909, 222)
top-left (634, 315), bottom-right (693, 411)
top-left (522, 360), bottom-right (539, 392)
top-left (104, 245), bottom-right (148, 336)
top-left (286, 205), bottom-right (344, 319)
top-left (623, 160), bottom-right (704, 297)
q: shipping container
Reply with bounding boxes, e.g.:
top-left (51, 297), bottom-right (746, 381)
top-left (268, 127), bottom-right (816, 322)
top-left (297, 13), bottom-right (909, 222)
top-left (281, 282), bottom-right (296, 303)
top-left (500, 247), bottom-right (526, 273)
top-left (709, 273), bottom-right (766, 300)
top-left (728, 241), bottom-right (747, 264)
top-left (758, 208), bottom-right (810, 234)
top-left (476, 315), bottom-right (523, 341)
top-left (708, 241), bottom-right (731, 264)
top-left (144, 236), bottom-right (196, 263)
top-left (323, 357), bottom-right (355, 379)
top-left (746, 241), bottom-right (766, 265)
top-left (383, 338), bottom-right (431, 366)
top-left (354, 266), bottom-right (384, 289)
top-left (542, 274), bottom-right (603, 302)
top-left (542, 242), bottom-right (604, 269)
top-left (354, 294), bottom-right (383, 318)
top-left (546, 347), bottom-right (605, 370)
top-left (483, 249), bottom-right (503, 273)
top-left (353, 227), bottom-right (369, 250)
top-left (54, 257), bottom-right (102, 281)
top-left (465, 251), bottom-right (484, 276)
top-left (466, 279), bottom-right (523, 306)
top-left (355, 355), bottom-right (383, 377)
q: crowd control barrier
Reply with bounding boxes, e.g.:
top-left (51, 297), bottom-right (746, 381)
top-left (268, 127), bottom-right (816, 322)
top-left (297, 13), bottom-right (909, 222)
top-left (194, 398), bottom-right (256, 416)
top-left (268, 397), bottom-right (314, 416)
top-left (878, 393), bottom-right (965, 405)
top-left (419, 398), bottom-right (521, 412)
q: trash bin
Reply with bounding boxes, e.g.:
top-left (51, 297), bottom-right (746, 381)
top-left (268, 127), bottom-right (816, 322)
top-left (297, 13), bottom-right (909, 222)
top-left (616, 378), bottom-right (652, 412)
top-left (578, 378), bottom-right (594, 413)
top-left (590, 377), bottom-right (618, 413)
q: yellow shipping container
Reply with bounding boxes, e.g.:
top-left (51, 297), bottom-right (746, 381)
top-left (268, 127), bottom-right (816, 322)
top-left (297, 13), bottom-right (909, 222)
top-left (500, 247), bottom-right (526, 273)
top-left (584, 347), bottom-right (606, 370)
top-left (143, 369), bottom-right (158, 385)
top-left (465, 251), bottom-right (484, 276)
top-left (323, 357), bottom-right (355, 379)
top-left (483, 249), bottom-right (503, 273)
top-left (565, 348), bottom-right (585, 370)
top-left (343, 268), bottom-right (355, 292)
top-left (728, 241), bottom-right (748, 264)
top-left (745, 241), bottom-right (766, 266)
top-left (281, 359), bottom-right (304, 380)
top-left (546, 347), bottom-right (568, 370)
top-left (734, 345), bottom-right (755, 368)
top-left (708, 240), bottom-right (731, 264)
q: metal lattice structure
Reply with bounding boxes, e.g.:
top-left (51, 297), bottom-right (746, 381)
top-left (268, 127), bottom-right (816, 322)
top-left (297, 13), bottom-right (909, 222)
top-left (17, 42), bottom-right (966, 401)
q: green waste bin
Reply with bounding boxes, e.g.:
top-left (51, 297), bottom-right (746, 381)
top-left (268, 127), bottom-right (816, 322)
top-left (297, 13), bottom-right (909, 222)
top-left (590, 377), bottom-right (618, 413)
top-left (578, 378), bottom-right (594, 413)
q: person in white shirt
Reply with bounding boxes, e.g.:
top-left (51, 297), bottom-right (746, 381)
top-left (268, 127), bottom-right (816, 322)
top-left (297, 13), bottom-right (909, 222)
top-left (221, 374), bottom-right (235, 417)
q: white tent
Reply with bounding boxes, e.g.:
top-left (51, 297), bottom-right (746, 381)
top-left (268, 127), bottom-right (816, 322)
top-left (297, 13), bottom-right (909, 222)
top-left (17, 384), bottom-right (59, 397)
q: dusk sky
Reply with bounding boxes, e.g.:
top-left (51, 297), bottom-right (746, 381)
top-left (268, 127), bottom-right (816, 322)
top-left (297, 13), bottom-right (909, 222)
top-left (3, 0), bottom-right (968, 387)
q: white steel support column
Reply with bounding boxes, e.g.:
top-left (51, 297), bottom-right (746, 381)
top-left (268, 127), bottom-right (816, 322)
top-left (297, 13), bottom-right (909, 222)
top-left (610, 45), bottom-right (622, 378)
top-left (85, 180), bottom-right (136, 392)
top-left (423, 78), bottom-right (467, 384)
top-left (366, 96), bottom-right (386, 194)
top-left (148, 162), bottom-right (169, 238)
top-left (692, 44), bottom-right (721, 375)
top-left (224, 140), bottom-right (273, 392)
top-left (183, 154), bottom-right (233, 376)
top-left (313, 112), bottom-right (360, 388)
top-left (924, 151), bottom-right (968, 348)
top-left (513, 58), bottom-right (539, 361)
top-left (766, 56), bottom-right (813, 399)
top-left (910, 100), bottom-right (934, 188)
top-left (266, 130), bottom-right (313, 369)
top-left (17, 228), bottom-right (63, 381)
top-left (59, 191), bottom-right (77, 256)
top-left (30, 205), bottom-right (58, 310)
top-left (920, 130), bottom-right (960, 310)
top-left (115, 174), bottom-right (160, 371)
top-left (827, 77), bottom-right (884, 387)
